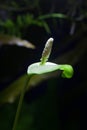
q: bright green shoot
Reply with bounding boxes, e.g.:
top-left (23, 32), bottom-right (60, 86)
top-left (12, 38), bottom-right (74, 130)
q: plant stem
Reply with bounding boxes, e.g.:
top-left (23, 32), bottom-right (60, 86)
top-left (12, 75), bottom-right (32, 130)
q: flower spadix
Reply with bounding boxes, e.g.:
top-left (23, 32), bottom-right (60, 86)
top-left (27, 38), bottom-right (73, 78)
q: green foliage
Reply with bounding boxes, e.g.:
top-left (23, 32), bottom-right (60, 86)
top-left (0, 0), bottom-right (87, 37)
top-left (0, 12), bottom-right (69, 36)
top-left (0, 14), bottom-right (50, 36)
top-left (38, 13), bottom-right (67, 20)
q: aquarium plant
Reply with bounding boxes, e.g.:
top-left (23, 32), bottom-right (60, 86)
top-left (12, 38), bottom-right (74, 130)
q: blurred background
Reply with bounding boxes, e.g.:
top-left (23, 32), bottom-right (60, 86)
top-left (0, 0), bottom-right (87, 130)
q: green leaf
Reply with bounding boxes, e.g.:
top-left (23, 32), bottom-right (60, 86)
top-left (38, 13), bottom-right (67, 20)
top-left (27, 62), bottom-right (74, 78)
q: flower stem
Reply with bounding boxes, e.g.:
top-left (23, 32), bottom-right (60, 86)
top-left (12, 75), bottom-right (32, 130)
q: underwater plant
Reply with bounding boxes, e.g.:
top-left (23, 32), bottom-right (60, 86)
top-left (12, 38), bottom-right (74, 130)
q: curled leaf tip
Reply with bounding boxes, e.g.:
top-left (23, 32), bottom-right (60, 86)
top-left (59, 64), bottom-right (74, 78)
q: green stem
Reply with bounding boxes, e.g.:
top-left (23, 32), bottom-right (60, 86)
top-left (12, 74), bottom-right (32, 130)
